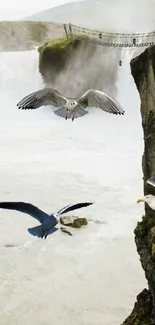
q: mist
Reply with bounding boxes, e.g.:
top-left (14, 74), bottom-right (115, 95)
top-left (0, 0), bottom-right (151, 324)
top-left (43, 41), bottom-right (123, 99)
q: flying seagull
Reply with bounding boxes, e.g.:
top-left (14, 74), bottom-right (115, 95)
top-left (17, 87), bottom-right (125, 121)
top-left (137, 176), bottom-right (155, 210)
top-left (0, 201), bottom-right (93, 239)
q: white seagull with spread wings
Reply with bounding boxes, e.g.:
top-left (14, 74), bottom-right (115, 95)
top-left (17, 87), bottom-right (125, 121)
top-left (0, 201), bottom-right (93, 239)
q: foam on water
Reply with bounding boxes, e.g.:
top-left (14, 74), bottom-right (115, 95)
top-left (0, 47), bottom-right (146, 324)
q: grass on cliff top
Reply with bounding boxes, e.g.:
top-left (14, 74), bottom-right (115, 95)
top-left (38, 34), bottom-right (91, 54)
top-left (38, 37), bottom-right (74, 54)
top-left (46, 37), bottom-right (73, 49)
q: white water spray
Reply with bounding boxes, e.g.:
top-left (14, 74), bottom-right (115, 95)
top-left (0, 33), bottom-right (145, 325)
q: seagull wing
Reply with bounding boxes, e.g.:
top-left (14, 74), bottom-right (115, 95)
top-left (0, 202), bottom-right (50, 224)
top-left (17, 88), bottom-right (67, 110)
top-left (147, 176), bottom-right (155, 187)
top-left (54, 202), bottom-right (93, 217)
top-left (78, 89), bottom-right (125, 115)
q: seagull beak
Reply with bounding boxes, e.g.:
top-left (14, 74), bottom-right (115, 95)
top-left (137, 198), bottom-right (144, 203)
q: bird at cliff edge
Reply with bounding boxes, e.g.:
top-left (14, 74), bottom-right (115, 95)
top-left (137, 176), bottom-right (155, 210)
top-left (17, 87), bottom-right (125, 121)
top-left (0, 201), bottom-right (93, 239)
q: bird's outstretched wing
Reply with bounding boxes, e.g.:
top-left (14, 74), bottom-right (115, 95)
top-left (78, 89), bottom-right (125, 115)
top-left (54, 202), bottom-right (93, 217)
top-left (0, 202), bottom-right (50, 224)
top-left (17, 88), bottom-right (67, 110)
top-left (147, 176), bottom-right (155, 187)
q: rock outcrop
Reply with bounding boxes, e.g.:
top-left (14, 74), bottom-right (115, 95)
top-left (38, 37), bottom-right (82, 86)
top-left (60, 215), bottom-right (88, 228)
top-left (0, 21), bottom-right (64, 51)
top-left (38, 36), bottom-right (121, 99)
top-left (122, 46), bottom-right (155, 324)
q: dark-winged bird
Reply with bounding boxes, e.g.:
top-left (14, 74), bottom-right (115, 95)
top-left (0, 201), bottom-right (93, 239)
top-left (17, 87), bottom-right (125, 121)
top-left (146, 176), bottom-right (155, 187)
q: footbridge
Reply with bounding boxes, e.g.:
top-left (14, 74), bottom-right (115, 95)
top-left (63, 23), bottom-right (155, 48)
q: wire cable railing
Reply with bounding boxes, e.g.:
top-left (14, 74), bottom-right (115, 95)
top-left (63, 23), bottom-right (155, 48)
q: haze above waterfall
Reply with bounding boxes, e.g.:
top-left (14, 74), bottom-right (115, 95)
top-left (0, 0), bottom-right (153, 324)
top-left (26, 0), bottom-right (155, 32)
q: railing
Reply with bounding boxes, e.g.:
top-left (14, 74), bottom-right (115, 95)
top-left (63, 23), bottom-right (155, 48)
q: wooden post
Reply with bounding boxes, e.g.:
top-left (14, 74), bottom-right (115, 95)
top-left (69, 23), bottom-right (72, 37)
top-left (63, 24), bottom-right (68, 39)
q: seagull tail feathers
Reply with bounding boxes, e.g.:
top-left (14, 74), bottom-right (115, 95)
top-left (54, 107), bottom-right (66, 119)
top-left (54, 107), bottom-right (88, 119)
top-left (28, 225), bottom-right (58, 238)
top-left (28, 225), bottom-right (44, 238)
top-left (75, 108), bottom-right (88, 118)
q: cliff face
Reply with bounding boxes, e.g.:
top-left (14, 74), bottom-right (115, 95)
top-left (122, 46), bottom-right (155, 324)
top-left (38, 37), bottom-right (121, 99)
top-left (38, 37), bottom-right (82, 87)
top-left (0, 21), bottom-right (63, 51)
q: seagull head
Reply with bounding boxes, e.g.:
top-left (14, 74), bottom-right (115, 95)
top-left (69, 100), bottom-right (80, 110)
top-left (137, 194), bottom-right (155, 210)
top-left (65, 100), bottom-right (80, 120)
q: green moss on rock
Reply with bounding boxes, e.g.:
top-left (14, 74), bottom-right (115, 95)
top-left (60, 216), bottom-right (88, 228)
top-left (134, 217), bottom-right (155, 261)
top-left (72, 217), bottom-right (88, 228)
top-left (38, 37), bottom-right (74, 52)
top-left (134, 216), bottom-right (155, 239)
top-left (122, 289), bottom-right (153, 325)
top-left (151, 244), bottom-right (155, 259)
top-left (38, 37), bottom-right (82, 83)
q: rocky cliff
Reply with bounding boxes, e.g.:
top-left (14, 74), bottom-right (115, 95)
top-left (122, 46), bottom-right (155, 324)
top-left (38, 36), bottom-right (121, 99)
top-left (0, 21), bottom-right (64, 51)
